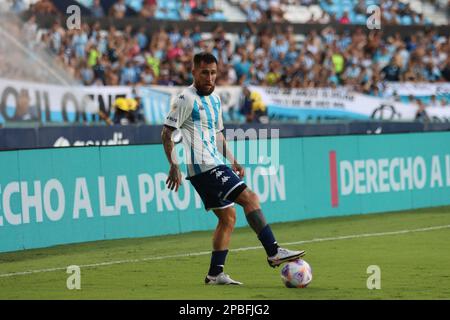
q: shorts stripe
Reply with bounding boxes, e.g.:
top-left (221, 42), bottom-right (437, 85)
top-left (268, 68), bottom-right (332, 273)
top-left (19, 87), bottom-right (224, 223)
top-left (207, 203), bottom-right (235, 211)
top-left (223, 181), bottom-right (245, 200)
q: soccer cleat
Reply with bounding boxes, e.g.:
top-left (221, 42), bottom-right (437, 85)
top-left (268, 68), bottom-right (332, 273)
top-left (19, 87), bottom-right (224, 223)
top-left (204, 272), bottom-right (243, 285)
top-left (267, 247), bottom-right (306, 268)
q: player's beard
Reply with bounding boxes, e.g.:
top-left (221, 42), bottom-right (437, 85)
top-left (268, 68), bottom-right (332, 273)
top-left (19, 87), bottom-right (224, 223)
top-left (196, 84), bottom-right (215, 96)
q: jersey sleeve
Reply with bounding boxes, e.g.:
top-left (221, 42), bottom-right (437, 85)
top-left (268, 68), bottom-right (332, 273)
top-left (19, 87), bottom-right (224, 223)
top-left (215, 95), bottom-right (224, 134)
top-left (164, 94), bottom-right (192, 129)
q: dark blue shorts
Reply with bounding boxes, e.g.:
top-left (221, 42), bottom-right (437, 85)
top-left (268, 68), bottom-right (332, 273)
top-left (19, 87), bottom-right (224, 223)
top-left (186, 165), bottom-right (247, 211)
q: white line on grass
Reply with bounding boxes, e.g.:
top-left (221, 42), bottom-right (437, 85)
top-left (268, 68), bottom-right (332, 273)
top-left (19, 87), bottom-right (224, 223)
top-left (1, 224), bottom-right (449, 278)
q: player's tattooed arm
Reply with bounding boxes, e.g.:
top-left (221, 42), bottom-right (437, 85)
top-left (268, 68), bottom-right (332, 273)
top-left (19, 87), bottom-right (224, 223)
top-left (216, 131), bottom-right (245, 178)
top-left (161, 125), bottom-right (182, 191)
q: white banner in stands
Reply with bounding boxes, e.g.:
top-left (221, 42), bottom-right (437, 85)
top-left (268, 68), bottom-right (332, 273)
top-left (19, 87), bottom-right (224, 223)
top-left (427, 106), bottom-right (450, 122)
top-left (248, 86), bottom-right (430, 121)
top-left (0, 77), bottom-right (133, 123)
top-left (384, 82), bottom-right (450, 96)
top-left (2, 77), bottom-right (449, 124)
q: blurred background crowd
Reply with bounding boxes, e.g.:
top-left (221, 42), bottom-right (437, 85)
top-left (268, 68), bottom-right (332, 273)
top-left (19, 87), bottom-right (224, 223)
top-left (0, 0), bottom-right (449, 126)
top-left (3, 1), bottom-right (449, 92)
top-left (11, 0), bottom-right (450, 24)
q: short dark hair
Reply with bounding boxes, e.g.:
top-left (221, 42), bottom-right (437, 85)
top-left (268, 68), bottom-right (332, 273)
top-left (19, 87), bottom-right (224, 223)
top-left (193, 52), bottom-right (218, 68)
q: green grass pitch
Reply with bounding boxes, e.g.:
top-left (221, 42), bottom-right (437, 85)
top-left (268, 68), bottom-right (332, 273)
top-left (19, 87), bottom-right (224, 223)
top-left (1, 206), bottom-right (449, 300)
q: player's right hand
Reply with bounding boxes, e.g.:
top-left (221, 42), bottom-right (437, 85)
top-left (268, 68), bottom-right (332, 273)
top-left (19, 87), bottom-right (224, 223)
top-left (232, 162), bottom-right (245, 179)
top-left (166, 164), bottom-right (182, 192)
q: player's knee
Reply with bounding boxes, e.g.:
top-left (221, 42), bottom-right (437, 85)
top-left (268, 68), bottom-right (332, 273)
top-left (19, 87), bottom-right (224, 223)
top-left (221, 219), bottom-right (235, 233)
top-left (219, 212), bottom-right (236, 230)
top-left (228, 214), bottom-right (236, 229)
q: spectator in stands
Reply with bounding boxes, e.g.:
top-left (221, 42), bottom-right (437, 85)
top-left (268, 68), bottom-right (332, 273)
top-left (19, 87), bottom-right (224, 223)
top-left (109, 0), bottom-right (127, 19)
top-left (191, 0), bottom-right (216, 20)
top-left (167, 41), bottom-right (185, 61)
top-left (140, 65), bottom-right (156, 85)
top-left (135, 26), bottom-right (149, 50)
top-left (441, 57), bottom-right (450, 81)
top-left (381, 59), bottom-right (402, 81)
top-left (339, 10), bottom-right (351, 24)
top-left (80, 60), bottom-right (94, 85)
top-left (157, 68), bottom-right (175, 86)
top-left (13, 89), bottom-right (38, 121)
top-left (270, 35), bottom-right (289, 60)
top-left (72, 25), bottom-right (89, 59)
top-left (341, 58), bottom-right (362, 85)
top-left (265, 60), bottom-right (282, 86)
top-left (120, 61), bottom-right (139, 85)
top-left (23, 14), bottom-right (38, 48)
top-left (30, 0), bottom-right (57, 15)
top-left (240, 86), bottom-right (254, 123)
top-left (90, 0), bottom-right (105, 18)
top-left (354, 0), bottom-right (365, 15)
top-left (244, 1), bottom-right (264, 23)
top-left (234, 50), bottom-right (252, 85)
top-left (191, 24), bottom-right (203, 45)
top-left (48, 20), bottom-right (65, 55)
top-left (179, 0), bottom-right (192, 20)
top-left (402, 65), bottom-right (417, 81)
top-left (331, 47), bottom-right (345, 78)
top-left (93, 54), bottom-right (109, 85)
top-left (218, 63), bottom-right (237, 85)
top-left (141, 0), bottom-right (157, 18)
top-left (415, 99), bottom-right (429, 122)
top-left (267, 0), bottom-right (286, 22)
top-left (383, 7), bottom-right (400, 25)
top-left (180, 29), bottom-right (194, 50)
top-left (424, 62), bottom-right (442, 82)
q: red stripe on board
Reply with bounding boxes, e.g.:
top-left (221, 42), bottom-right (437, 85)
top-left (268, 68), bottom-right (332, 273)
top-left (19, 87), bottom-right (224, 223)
top-left (329, 151), bottom-right (339, 208)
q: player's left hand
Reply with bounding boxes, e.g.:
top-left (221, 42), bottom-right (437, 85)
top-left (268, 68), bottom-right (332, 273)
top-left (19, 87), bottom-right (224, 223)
top-left (232, 162), bottom-right (245, 179)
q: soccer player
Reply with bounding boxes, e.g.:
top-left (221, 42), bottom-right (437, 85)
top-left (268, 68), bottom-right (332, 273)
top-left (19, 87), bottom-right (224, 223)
top-left (161, 52), bottom-right (305, 285)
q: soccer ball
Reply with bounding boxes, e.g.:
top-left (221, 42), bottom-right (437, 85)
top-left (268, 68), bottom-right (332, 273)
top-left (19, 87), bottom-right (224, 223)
top-left (280, 259), bottom-right (313, 288)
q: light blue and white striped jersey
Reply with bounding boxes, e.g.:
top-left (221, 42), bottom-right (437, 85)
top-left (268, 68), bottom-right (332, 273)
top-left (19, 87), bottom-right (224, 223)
top-left (164, 85), bottom-right (225, 177)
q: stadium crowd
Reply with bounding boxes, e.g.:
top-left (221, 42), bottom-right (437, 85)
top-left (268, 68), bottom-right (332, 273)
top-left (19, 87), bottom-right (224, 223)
top-left (16, 0), bottom-right (448, 25)
top-left (1, 0), bottom-right (449, 110)
top-left (9, 0), bottom-right (226, 21)
top-left (239, 0), bottom-right (435, 25)
top-left (16, 14), bottom-right (450, 95)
